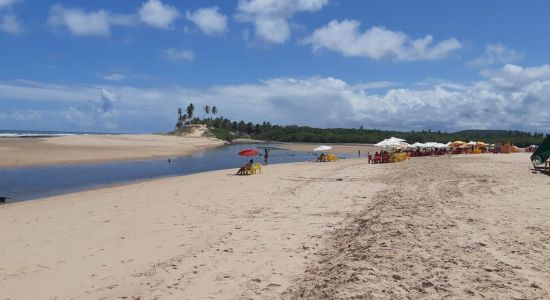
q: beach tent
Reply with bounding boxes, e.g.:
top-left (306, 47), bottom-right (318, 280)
top-left (313, 145), bottom-right (332, 152)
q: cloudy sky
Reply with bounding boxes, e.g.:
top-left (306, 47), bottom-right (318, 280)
top-left (1, 0), bottom-right (550, 133)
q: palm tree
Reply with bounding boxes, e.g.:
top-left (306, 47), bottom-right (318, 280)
top-left (178, 107), bottom-right (182, 119)
top-left (211, 106), bottom-right (217, 115)
top-left (204, 105), bottom-right (211, 116)
top-left (186, 103), bottom-right (194, 120)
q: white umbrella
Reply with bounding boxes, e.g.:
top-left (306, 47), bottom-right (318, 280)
top-left (375, 138), bottom-right (409, 149)
top-left (313, 145), bottom-right (332, 152)
top-left (411, 142), bottom-right (425, 148)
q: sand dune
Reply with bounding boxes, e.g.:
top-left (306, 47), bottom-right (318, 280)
top-left (1, 153), bottom-right (549, 299)
top-left (0, 134), bottom-right (225, 168)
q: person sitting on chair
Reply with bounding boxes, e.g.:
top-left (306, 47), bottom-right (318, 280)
top-left (318, 152), bottom-right (327, 162)
top-left (236, 159), bottom-right (254, 175)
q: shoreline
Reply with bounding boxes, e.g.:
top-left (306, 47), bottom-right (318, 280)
top-left (0, 134), bottom-right (227, 169)
top-left (0, 135), bottom-right (382, 170)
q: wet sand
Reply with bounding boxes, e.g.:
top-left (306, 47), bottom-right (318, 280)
top-left (1, 153), bottom-right (548, 299)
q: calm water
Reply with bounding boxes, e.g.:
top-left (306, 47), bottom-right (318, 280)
top-left (0, 143), bottom-right (352, 203)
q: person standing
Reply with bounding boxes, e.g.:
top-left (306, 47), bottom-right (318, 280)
top-left (264, 149), bottom-right (269, 165)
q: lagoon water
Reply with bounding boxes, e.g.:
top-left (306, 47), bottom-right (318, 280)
top-left (0, 143), bottom-right (351, 203)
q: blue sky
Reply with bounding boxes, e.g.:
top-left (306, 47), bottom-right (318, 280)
top-left (1, 0), bottom-right (550, 133)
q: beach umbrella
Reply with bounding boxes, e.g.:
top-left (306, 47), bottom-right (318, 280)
top-left (475, 141), bottom-right (489, 148)
top-left (313, 145), bottom-right (332, 152)
top-left (238, 149), bottom-right (259, 156)
top-left (390, 137), bottom-right (406, 142)
top-left (425, 142), bottom-right (437, 148)
top-left (375, 138), bottom-right (409, 149)
top-left (375, 137), bottom-right (404, 147)
top-left (411, 142), bottom-right (426, 148)
top-left (450, 141), bottom-right (466, 147)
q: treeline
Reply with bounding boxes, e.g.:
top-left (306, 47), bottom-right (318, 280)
top-left (209, 120), bottom-right (547, 146)
top-left (171, 105), bottom-right (547, 146)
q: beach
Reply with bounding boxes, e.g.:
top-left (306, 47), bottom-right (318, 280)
top-left (0, 134), bottom-right (226, 168)
top-left (1, 153), bottom-right (549, 299)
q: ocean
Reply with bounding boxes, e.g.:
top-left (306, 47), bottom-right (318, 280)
top-left (0, 129), bottom-right (120, 138)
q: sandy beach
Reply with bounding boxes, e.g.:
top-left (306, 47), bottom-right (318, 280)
top-left (0, 134), bottom-right (225, 168)
top-left (1, 153), bottom-right (549, 299)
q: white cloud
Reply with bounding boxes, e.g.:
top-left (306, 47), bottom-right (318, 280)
top-left (469, 44), bottom-right (522, 67)
top-left (481, 64), bottom-right (550, 89)
top-left (185, 6), bottom-right (227, 35)
top-left (235, 0), bottom-right (329, 44)
top-left (0, 0), bottom-right (20, 10)
top-left (139, 0), bottom-right (179, 29)
top-left (0, 13), bottom-right (21, 33)
top-left (11, 110), bottom-right (43, 121)
top-left (304, 19), bottom-right (462, 61)
top-left (162, 48), bottom-right (194, 61)
top-left (100, 88), bottom-right (118, 113)
top-left (48, 4), bottom-right (136, 37)
top-left (103, 73), bottom-right (127, 81)
top-left (3, 64), bottom-right (550, 132)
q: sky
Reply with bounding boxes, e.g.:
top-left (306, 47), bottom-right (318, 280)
top-left (1, 0), bottom-right (550, 133)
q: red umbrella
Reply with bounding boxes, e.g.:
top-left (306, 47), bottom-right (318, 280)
top-left (238, 149), bottom-right (259, 156)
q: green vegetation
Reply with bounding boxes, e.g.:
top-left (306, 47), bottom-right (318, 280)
top-left (172, 104), bottom-right (547, 146)
top-left (209, 127), bottom-right (233, 142)
top-left (253, 127), bottom-right (547, 147)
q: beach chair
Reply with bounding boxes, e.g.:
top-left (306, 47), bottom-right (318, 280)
top-left (327, 154), bottom-right (337, 162)
top-left (249, 163), bottom-right (262, 174)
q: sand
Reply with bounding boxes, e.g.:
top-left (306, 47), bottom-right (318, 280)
top-left (0, 134), bottom-right (226, 168)
top-left (1, 153), bottom-right (549, 299)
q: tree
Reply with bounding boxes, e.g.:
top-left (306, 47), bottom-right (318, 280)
top-left (211, 106), bottom-right (217, 115)
top-left (186, 103), bottom-right (195, 120)
top-left (178, 107), bottom-right (182, 119)
top-left (204, 105), bottom-right (211, 116)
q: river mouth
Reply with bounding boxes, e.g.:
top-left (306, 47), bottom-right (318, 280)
top-left (0, 143), bottom-right (352, 203)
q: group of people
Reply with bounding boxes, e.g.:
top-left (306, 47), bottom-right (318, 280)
top-left (369, 148), bottom-right (452, 163)
top-left (368, 151), bottom-right (390, 164)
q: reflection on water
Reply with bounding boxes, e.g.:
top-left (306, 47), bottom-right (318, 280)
top-left (0, 144), bottom-right (352, 203)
